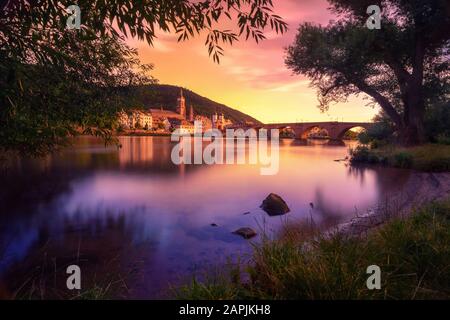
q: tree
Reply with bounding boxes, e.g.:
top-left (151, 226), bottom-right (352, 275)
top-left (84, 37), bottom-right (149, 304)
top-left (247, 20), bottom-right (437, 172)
top-left (0, 0), bottom-right (287, 155)
top-left (0, 34), bottom-right (155, 155)
top-left (286, 0), bottom-right (449, 145)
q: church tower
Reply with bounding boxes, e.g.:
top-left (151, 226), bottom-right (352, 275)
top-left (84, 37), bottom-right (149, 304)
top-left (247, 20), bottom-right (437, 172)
top-left (189, 104), bottom-right (194, 122)
top-left (177, 88), bottom-right (186, 118)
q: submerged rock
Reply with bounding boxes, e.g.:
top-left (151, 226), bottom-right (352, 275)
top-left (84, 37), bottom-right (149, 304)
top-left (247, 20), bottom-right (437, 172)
top-left (232, 227), bottom-right (257, 239)
top-left (210, 223), bottom-right (218, 227)
top-left (260, 193), bottom-right (290, 216)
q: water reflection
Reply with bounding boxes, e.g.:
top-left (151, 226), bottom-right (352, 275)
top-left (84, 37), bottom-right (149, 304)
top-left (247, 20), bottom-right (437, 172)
top-left (0, 136), bottom-right (412, 298)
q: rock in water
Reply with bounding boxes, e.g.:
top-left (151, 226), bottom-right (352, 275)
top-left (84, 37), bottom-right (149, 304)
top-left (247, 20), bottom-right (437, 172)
top-left (260, 193), bottom-right (290, 216)
top-left (232, 227), bottom-right (257, 239)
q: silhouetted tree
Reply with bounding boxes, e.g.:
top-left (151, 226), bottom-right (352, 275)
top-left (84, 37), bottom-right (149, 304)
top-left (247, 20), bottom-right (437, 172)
top-left (286, 0), bottom-right (449, 145)
top-left (0, 0), bottom-right (287, 155)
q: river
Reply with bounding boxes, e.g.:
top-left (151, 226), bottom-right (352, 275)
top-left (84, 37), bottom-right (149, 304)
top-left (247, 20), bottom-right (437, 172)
top-left (0, 136), bottom-right (414, 298)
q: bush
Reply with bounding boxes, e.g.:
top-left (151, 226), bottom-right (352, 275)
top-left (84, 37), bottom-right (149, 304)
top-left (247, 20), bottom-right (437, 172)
top-left (368, 153), bottom-right (380, 163)
top-left (369, 139), bottom-right (389, 149)
top-left (393, 152), bottom-right (413, 168)
top-left (425, 102), bottom-right (450, 142)
top-left (349, 146), bottom-right (371, 163)
top-left (358, 120), bottom-right (394, 145)
top-left (350, 146), bottom-right (382, 164)
top-left (436, 134), bottom-right (450, 145)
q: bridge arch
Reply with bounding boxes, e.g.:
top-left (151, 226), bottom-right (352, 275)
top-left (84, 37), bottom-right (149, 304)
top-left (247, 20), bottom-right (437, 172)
top-left (279, 126), bottom-right (296, 138)
top-left (336, 125), bottom-right (370, 140)
top-left (299, 125), bottom-right (330, 140)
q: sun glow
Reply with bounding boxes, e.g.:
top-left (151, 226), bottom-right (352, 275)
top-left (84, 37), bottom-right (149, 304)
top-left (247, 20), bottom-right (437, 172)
top-left (127, 0), bottom-right (379, 124)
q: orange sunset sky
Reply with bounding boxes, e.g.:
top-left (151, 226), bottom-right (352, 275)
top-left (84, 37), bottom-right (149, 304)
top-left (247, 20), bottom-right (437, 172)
top-left (127, 0), bottom-right (380, 123)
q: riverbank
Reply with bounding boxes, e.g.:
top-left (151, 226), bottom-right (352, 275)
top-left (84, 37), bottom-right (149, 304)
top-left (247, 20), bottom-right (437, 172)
top-left (350, 143), bottom-right (450, 172)
top-left (174, 170), bottom-right (450, 299)
top-left (117, 131), bottom-right (171, 137)
top-left (175, 196), bottom-right (450, 299)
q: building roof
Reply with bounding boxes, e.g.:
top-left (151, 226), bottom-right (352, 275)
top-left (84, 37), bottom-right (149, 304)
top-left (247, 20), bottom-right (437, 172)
top-left (168, 118), bottom-right (194, 126)
top-left (149, 108), bottom-right (184, 120)
top-left (119, 109), bottom-right (152, 118)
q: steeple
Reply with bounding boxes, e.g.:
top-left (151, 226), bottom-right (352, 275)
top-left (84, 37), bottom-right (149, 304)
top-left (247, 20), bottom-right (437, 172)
top-left (177, 87), bottom-right (186, 118)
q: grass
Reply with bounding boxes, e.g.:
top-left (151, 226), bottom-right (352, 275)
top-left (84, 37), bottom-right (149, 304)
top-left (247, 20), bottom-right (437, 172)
top-left (174, 199), bottom-right (450, 300)
top-left (350, 144), bottom-right (450, 172)
top-left (10, 266), bottom-right (127, 300)
top-left (4, 239), bottom-right (134, 300)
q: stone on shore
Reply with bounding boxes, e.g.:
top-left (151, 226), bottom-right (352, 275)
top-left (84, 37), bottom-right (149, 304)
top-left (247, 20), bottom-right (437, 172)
top-left (260, 193), bottom-right (290, 216)
top-left (232, 227), bottom-right (257, 239)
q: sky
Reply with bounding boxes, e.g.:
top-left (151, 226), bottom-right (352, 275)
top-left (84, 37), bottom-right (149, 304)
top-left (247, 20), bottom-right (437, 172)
top-left (126, 0), bottom-right (380, 123)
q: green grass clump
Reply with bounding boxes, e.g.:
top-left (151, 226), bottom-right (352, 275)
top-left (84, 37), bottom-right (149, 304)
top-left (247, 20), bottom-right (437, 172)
top-left (350, 144), bottom-right (450, 172)
top-left (393, 151), bottom-right (413, 168)
top-left (350, 146), bottom-right (380, 163)
top-left (405, 144), bottom-right (450, 171)
top-left (175, 199), bottom-right (450, 300)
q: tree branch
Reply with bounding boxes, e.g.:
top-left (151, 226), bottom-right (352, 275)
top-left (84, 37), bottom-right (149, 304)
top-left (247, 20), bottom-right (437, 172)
top-left (354, 80), bottom-right (403, 128)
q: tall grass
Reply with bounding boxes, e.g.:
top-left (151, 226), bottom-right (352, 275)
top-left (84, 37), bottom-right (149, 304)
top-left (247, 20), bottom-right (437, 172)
top-left (175, 199), bottom-right (450, 300)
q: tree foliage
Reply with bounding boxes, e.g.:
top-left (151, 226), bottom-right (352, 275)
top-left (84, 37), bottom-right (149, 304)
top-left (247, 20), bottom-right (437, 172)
top-left (2, 0), bottom-right (287, 64)
top-left (424, 101), bottom-right (450, 143)
top-left (0, 0), bottom-right (287, 155)
top-left (286, 0), bottom-right (449, 145)
top-left (1, 32), bottom-right (155, 155)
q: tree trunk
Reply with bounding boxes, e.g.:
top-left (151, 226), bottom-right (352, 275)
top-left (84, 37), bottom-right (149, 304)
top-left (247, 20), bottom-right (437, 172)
top-left (400, 117), bottom-right (426, 146)
top-left (399, 84), bottom-right (426, 146)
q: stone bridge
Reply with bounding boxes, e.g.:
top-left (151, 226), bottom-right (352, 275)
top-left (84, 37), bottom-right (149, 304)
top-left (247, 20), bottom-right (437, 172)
top-left (256, 121), bottom-right (373, 140)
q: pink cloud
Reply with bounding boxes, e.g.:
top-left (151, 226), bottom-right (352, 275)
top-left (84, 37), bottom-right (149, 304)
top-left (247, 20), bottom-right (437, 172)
top-left (213, 0), bottom-right (335, 90)
top-left (132, 0), bottom-right (336, 91)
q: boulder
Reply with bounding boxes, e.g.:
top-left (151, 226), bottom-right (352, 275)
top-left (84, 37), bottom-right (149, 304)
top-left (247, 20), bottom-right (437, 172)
top-left (232, 227), bottom-right (257, 239)
top-left (260, 193), bottom-right (290, 216)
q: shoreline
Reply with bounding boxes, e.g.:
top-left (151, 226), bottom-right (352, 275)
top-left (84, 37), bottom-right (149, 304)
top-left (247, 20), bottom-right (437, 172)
top-left (175, 169), bottom-right (450, 300)
top-left (116, 132), bottom-right (172, 137)
top-left (175, 171), bottom-right (450, 299)
top-left (335, 171), bottom-right (450, 237)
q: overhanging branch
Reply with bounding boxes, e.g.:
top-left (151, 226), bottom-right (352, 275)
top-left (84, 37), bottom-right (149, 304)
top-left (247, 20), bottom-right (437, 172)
top-left (354, 80), bottom-right (403, 128)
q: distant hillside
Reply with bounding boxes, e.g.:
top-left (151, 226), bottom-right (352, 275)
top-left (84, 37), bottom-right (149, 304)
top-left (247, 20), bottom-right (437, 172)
top-left (129, 84), bottom-right (261, 124)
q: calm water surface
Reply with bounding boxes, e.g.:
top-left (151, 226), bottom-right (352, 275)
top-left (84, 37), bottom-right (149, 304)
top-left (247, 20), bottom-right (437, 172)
top-left (0, 136), bottom-right (412, 298)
